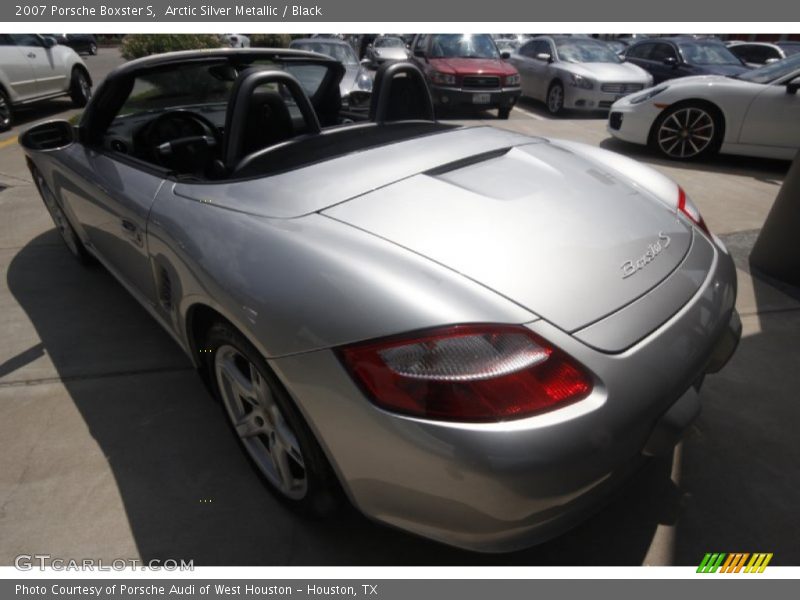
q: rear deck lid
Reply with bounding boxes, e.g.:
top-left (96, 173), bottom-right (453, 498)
top-left (323, 142), bottom-right (694, 333)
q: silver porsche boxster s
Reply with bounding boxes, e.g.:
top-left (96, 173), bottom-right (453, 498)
top-left (21, 49), bottom-right (741, 553)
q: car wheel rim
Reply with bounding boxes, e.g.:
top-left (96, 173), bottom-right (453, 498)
top-left (214, 345), bottom-right (308, 500)
top-left (548, 85), bottom-right (563, 113)
top-left (36, 173), bottom-right (80, 256)
top-left (657, 107), bottom-right (714, 158)
top-left (90, 44), bottom-right (97, 54)
top-left (78, 74), bottom-right (91, 101)
top-left (0, 95), bottom-right (10, 128)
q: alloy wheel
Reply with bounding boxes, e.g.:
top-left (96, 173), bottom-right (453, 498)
top-left (0, 93), bottom-right (10, 131)
top-left (214, 345), bottom-right (308, 500)
top-left (35, 172), bottom-right (81, 257)
top-left (657, 106), bottom-right (715, 159)
top-left (547, 83), bottom-right (564, 115)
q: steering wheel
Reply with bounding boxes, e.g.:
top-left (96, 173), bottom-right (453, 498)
top-left (139, 110), bottom-right (223, 175)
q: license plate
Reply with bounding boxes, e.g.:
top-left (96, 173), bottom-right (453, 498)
top-left (472, 93), bottom-right (491, 104)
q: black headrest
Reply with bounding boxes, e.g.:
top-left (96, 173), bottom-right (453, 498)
top-left (369, 61), bottom-right (435, 124)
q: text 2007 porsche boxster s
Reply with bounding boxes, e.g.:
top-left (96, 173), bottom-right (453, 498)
top-left (21, 49), bottom-right (741, 552)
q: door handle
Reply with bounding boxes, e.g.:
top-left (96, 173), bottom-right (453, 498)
top-left (27, 52), bottom-right (36, 59)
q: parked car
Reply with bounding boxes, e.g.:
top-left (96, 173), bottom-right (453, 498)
top-left (493, 37), bottom-right (522, 54)
top-left (21, 49), bottom-right (740, 552)
top-left (509, 36), bottom-right (652, 115)
top-left (221, 34), bottom-right (250, 48)
top-left (410, 33), bottom-right (521, 118)
top-left (49, 34), bottom-right (98, 56)
top-left (289, 37), bottom-right (373, 110)
top-left (364, 35), bottom-right (410, 67)
top-left (624, 36), bottom-right (749, 84)
top-left (726, 40), bottom-right (800, 67)
top-left (0, 33), bottom-right (92, 132)
top-left (608, 53), bottom-right (800, 160)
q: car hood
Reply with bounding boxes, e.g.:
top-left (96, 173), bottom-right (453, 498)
top-left (339, 64), bottom-right (363, 94)
top-left (429, 57), bottom-right (517, 76)
top-left (323, 140), bottom-right (692, 333)
top-left (692, 63), bottom-right (749, 76)
top-left (560, 61), bottom-right (651, 82)
top-left (374, 47), bottom-right (408, 60)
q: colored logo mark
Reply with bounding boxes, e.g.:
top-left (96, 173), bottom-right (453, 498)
top-left (697, 553), bottom-right (773, 573)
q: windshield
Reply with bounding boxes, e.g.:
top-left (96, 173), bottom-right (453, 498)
top-left (734, 53), bottom-right (800, 83)
top-left (678, 41), bottom-right (742, 65)
top-left (292, 41), bottom-right (358, 65)
top-left (429, 34), bottom-right (499, 59)
top-left (778, 43), bottom-right (800, 57)
top-left (556, 39), bottom-right (621, 63)
top-left (375, 37), bottom-right (404, 48)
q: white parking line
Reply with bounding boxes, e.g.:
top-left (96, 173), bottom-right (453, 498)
top-left (513, 105), bottom-right (547, 121)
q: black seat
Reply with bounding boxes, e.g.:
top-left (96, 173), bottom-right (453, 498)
top-left (369, 62), bottom-right (435, 124)
top-left (240, 89), bottom-right (294, 156)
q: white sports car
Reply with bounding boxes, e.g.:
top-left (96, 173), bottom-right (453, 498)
top-left (607, 53), bottom-right (800, 161)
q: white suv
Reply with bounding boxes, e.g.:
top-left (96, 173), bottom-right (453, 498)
top-left (0, 34), bottom-right (92, 131)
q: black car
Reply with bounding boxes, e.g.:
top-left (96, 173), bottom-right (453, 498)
top-left (51, 34), bottom-right (97, 56)
top-left (623, 36), bottom-right (749, 84)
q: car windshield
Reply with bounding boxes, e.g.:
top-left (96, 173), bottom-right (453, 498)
top-left (733, 53), bottom-right (800, 83)
top-left (778, 42), bottom-right (800, 56)
top-left (556, 39), bottom-right (621, 63)
top-left (292, 42), bottom-right (358, 65)
top-left (429, 34), bottom-right (499, 59)
top-left (375, 37), bottom-right (404, 48)
top-left (677, 41), bottom-right (742, 65)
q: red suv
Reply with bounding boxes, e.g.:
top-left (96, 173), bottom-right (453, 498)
top-left (411, 34), bottom-right (521, 119)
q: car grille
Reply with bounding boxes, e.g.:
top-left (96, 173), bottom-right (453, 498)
top-left (601, 83), bottom-right (644, 94)
top-left (463, 76), bottom-right (500, 89)
top-left (609, 112), bottom-right (623, 130)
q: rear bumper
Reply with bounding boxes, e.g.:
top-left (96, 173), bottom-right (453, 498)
top-left (429, 85), bottom-right (521, 110)
top-left (270, 237), bottom-right (739, 553)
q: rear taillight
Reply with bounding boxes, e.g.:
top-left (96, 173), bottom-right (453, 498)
top-left (677, 187), bottom-right (710, 235)
top-left (338, 324), bottom-right (593, 422)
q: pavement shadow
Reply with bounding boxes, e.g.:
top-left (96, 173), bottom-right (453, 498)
top-left (9, 230), bottom-right (694, 566)
top-left (8, 99), bottom-right (78, 133)
top-left (668, 230), bottom-right (800, 566)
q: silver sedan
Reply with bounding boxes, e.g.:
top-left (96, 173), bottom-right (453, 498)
top-left (510, 36), bottom-right (653, 115)
top-left (21, 50), bottom-right (739, 553)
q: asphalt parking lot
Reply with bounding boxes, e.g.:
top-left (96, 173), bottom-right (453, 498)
top-left (1, 48), bottom-right (799, 566)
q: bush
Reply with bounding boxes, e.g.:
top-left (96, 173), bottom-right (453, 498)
top-left (248, 34), bottom-right (292, 48)
top-left (120, 34), bottom-right (221, 60)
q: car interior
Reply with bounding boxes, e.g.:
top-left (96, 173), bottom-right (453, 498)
top-left (90, 55), bottom-right (455, 182)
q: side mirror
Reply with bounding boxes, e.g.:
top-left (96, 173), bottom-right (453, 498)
top-left (786, 77), bottom-right (800, 95)
top-left (413, 48), bottom-right (426, 58)
top-left (19, 120), bottom-right (75, 151)
top-left (41, 36), bottom-right (58, 49)
top-left (535, 52), bottom-right (552, 62)
top-left (663, 56), bottom-right (678, 67)
top-left (500, 51), bottom-right (511, 60)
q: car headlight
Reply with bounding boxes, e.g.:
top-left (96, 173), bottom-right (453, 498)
top-left (568, 73), bottom-right (594, 90)
top-left (430, 71), bottom-right (456, 86)
top-left (505, 74), bottom-right (520, 86)
top-left (629, 86), bottom-right (668, 104)
top-left (355, 71), bottom-right (373, 91)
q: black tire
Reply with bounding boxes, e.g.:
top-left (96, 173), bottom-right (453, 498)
top-left (498, 106), bottom-right (511, 120)
top-left (88, 42), bottom-right (97, 56)
top-left (650, 102), bottom-right (722, 161)
top-left (0, 88), bottom-right (12, 132)
top-left (69, 68), bottom-right (91, 108)
top-left (31, 166), bottom-right (94, 265)
top-left (203, 321), bottom-right (341, 517)
top-left (546, 81), bottom-right (565, 116)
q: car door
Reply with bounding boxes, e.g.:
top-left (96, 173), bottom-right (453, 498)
top-left (0, 34), bottom-right (37, 100)
top-left (9, 34), bottom-right (67, 97)
top-left (524, 40), bottom-right (554, 101)
top-left (648, 43), bottom-right (681, 84)
top-left (738, 77), bottom-right (800, 151)
top-left (511, 41), bottom-right (540, 98)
